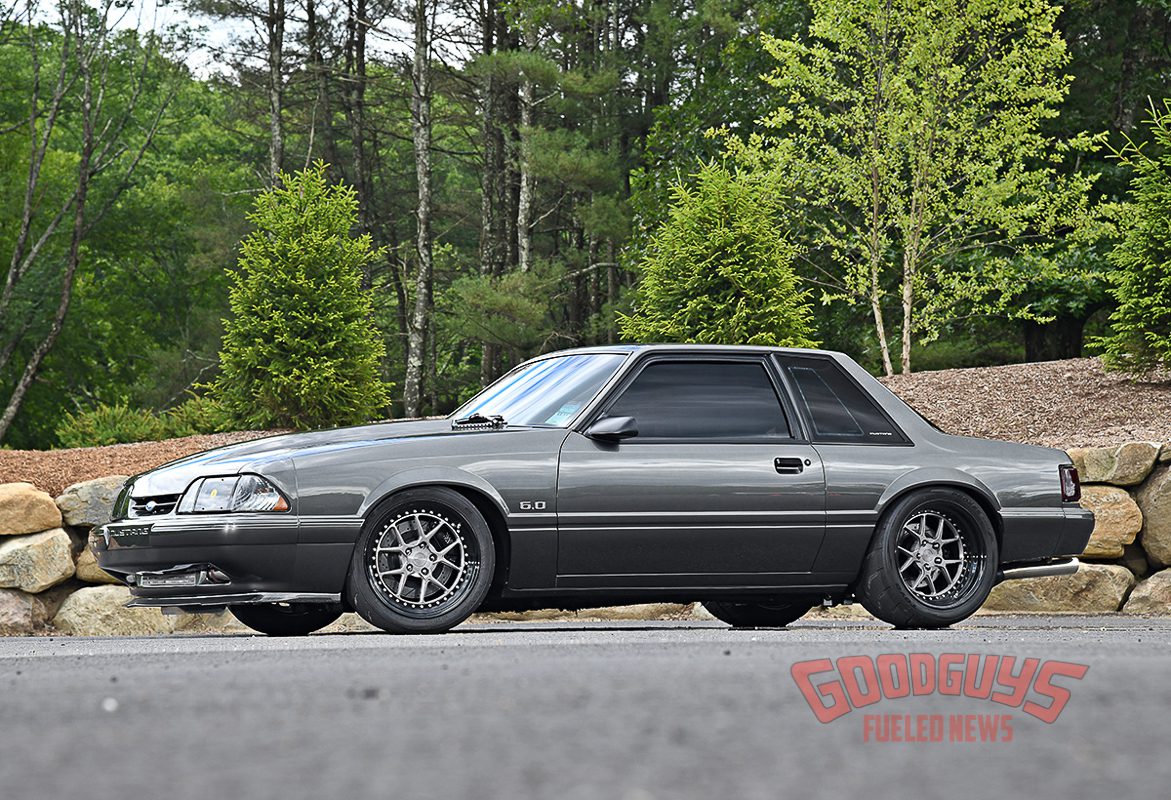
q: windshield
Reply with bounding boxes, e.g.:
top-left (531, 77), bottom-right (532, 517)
top-left (453, 353), bottom-right (628, 427)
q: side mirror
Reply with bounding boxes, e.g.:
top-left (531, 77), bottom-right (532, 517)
top-left (585, 416), bottom-right (638, 442)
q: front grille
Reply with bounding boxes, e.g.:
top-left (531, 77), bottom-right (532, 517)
top-left (129, 494), bottom-right (181, 517)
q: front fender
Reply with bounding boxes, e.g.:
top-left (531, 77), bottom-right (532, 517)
top-left (358, 465), bottom-right (511, 521)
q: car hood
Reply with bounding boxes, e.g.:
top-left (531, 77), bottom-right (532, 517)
top-left (128, 418), bottom-right (464, 497)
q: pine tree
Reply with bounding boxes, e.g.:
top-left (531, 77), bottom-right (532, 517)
top-left (620, 163), bottom-right (818, 348)
top-left (1098, 101), bottom-right (1171, 374)
top-left (211, 163), bottom-right (390, 429)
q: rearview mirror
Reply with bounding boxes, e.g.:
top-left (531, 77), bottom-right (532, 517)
top-left (585, 416), bottom-right (638, 442)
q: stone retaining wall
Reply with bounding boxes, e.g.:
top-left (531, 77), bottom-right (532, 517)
top-left (2, 443), bottom-right (1170, 636)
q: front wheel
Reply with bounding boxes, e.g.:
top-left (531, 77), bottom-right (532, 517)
top-left (346, 487), bottom-right (496, 634)
top-left (856, 488), bottom-right (998, 629)
top-left (702, 600), bottom-right (813, 628)
top-left (229, 602), bottom-right (342, 636)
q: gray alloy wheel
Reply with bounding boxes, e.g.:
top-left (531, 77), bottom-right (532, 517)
top-left (702, 600), bottom-right (813, 628)
top-left (229, 602), bottom-right (342, 636)
top-left (856, 487), bottom-right (998, 629)
top-left (346, 487), bottom-right (496, 634)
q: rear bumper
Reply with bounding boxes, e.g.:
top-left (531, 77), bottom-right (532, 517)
top-left (92, 515), bottom-right (353, 603)
top-left (999, 506), bottom-right (1095, 565)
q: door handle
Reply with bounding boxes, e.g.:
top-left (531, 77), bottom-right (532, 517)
top-left (774, 457), bottom-right (806, 475)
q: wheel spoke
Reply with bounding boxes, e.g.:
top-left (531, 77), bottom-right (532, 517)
top-left (895, 511), bottom-right (977, 604)
top-left (369, 509), bottom-right (471, 609)
top-left (422, 521), bottom-right (445, 543)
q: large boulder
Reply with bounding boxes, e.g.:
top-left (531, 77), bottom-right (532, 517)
top-left (1079, 485), bottom-right (1143, 559)
top-left (74, 543), bottom-right (121, 585)
top-left (1068, 442), bottom-right (1160, 486)
top-left (0, 588), bottom-right (49, 635)
top-left (1123, 569), bottom-right (1171, 614)
top-left (982, 562), bottom-right (1135, 613)
top-left (1135, 464), bottom-right (1171, 567)
top-left (52, 585), bottom-right (175, 636)
top-left (1120, 543), bottom-right (1151, 579)
top-left (0, 529), bottom-right (76, 593)
top-left (0, 482), bottom-right (63, 536)
top-left (55, 475), bottom-right (128, 528)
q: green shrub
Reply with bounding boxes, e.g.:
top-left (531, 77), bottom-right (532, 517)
top-left (1097, 101), bottom-right (1171, 374)
top-left (162, 395), bottom-right (232, 438)
top-left (620, 162), bottom-right (818, 348)
top-left (56, 404), bottom-right (167, 448)
top-left (209, 162), bottom-right (391, 429)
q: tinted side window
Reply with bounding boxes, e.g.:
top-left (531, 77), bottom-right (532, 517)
top-left (604, 361), bottom-right (790, 440)
top-left (779, 356), bottom-right (905, 444)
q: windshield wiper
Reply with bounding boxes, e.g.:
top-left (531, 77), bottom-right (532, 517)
top-left (451, 413), bottom-right (506, 429)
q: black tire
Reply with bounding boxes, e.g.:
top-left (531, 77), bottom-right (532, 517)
top-left (702, 600), bottom-right (812, 628)
top-left (856, 488), bottom-right (998, 629)
top-left (346, 487), bottom-right (496, 634)
top-left (229, 603), bottom-right (342, 636)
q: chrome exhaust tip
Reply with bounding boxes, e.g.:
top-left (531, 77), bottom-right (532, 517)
top-left (995, 557), bottom-right (1080, 584)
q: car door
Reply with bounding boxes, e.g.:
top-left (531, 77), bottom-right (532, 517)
top-left (554, 355), bottom-right (827, 588)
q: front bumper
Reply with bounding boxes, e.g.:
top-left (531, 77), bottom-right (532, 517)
top-left (92, 514), bottom-right (353, 606)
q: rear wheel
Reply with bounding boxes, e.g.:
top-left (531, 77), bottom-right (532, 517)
top-left (346, 487), bottom-right (496, 634)
top-left (856, 488), bottom-right (997, 629)
top-left (702, 600), bottom-right (812, 628)
top-left (230, 602), bottom-right (342, 636)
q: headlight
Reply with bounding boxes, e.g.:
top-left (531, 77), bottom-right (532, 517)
top-left (177, 474), bottom-right (290, 514)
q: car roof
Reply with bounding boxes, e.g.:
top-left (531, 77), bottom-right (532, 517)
top-left (524, 343), bottom-right (848, 360)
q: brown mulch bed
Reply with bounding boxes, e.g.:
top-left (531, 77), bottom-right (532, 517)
top-left (881, 357), bottom-right (1171, 449)
top-left (2, 357), bottom-right (1169, 496)
top-left (0, 431), bottom-right (275, 497)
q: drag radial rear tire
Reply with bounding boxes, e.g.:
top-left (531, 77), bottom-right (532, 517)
top-left (702, 601), bottom-right (813, 628)
top-left (856, 488), bottom-right (998, 629)
top-left (230, 603), bottom-right (342, 636)
top-left (346, 487), bottom-right (496, 634)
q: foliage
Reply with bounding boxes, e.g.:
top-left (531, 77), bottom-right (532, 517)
top-left (4, 1), bottom-right (1171, 447)
top-left (209, 163), bottom-right (391, 430)
top-left (621, 162), bottom-right (818, 348)
top-left (726, 0), bottom-right (1101, 374)
top-left (55, 404), bottom-right (167, 448)
top-left (163, 395), bottom-right (233, 437)
top-left (1096, 101), bottom-right (1171, 374)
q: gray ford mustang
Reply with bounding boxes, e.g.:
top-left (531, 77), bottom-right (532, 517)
top-left (93, 345), bottom-right (1093, 635)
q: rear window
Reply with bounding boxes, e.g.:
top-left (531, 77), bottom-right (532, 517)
top-left (778, 356), bottom-right (906, 444)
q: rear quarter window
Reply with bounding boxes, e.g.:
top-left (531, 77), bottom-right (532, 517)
top-left (777, 356), bottom-right (908, 445)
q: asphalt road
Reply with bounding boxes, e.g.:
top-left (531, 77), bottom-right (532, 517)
top-left (2, 615), bottom-right (1169, 800)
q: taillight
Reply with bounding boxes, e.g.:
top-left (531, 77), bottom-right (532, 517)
top-left (1059, 464), bottom-right (1081, 502)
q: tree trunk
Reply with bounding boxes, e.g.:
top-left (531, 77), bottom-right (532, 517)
top-left (900, 263), bottom-right (914, 375)
top-left (0, 7), bottom-right (96, 443)
top-left (404, 0), bottom-right (433, 418)
top-left (266, 0), bottom-right (285, 184)
top-left (345, 0), bottom-right (369, 226)
top-left (305, 0), bottom-right (338, 168)
top-left (479, 0), bottom-right (509, 384)
top-left (516, 27), bottom-right (535, 272)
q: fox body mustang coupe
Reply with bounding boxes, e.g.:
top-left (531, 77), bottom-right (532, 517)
top-left (94, 345), bottom-right (1093, 635)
